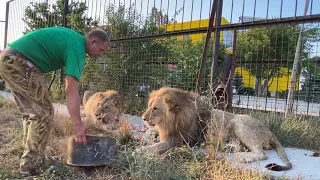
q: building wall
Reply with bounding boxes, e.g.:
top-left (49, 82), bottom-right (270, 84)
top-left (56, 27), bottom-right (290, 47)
top-left (234, 67), bottom-right (300, 92)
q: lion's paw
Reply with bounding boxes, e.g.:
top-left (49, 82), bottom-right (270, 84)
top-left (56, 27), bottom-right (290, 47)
top-left (133, 145), bottom-right (156, 156)
top-left (145, 129), bottom-right (159, 142)
top-left (235, 152), bottom-right (254, 163)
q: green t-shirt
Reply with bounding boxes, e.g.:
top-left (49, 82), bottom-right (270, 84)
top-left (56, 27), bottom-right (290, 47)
top-left (8, 26), bottom-right (86, 82)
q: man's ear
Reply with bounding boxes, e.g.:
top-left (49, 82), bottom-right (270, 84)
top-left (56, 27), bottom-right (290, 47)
top-left (90, 39), bottom-right (97, 44)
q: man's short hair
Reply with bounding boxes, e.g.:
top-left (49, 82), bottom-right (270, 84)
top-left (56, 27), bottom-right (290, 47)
top-left (87, 28), bottom-right (111, 45)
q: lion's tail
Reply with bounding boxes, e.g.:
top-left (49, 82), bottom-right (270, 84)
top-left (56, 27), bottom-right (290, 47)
top-left (265, 138), bottom-right (292, 171)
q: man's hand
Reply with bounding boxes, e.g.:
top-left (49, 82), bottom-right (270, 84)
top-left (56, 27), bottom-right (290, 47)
top-left (65, 75), bottom-right (87, 145)
top-left (73, 122), bottom-right (87, 145)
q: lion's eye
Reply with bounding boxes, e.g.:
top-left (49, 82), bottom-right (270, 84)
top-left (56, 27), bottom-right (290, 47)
top-left (153, 107), bottom-right (157, 111)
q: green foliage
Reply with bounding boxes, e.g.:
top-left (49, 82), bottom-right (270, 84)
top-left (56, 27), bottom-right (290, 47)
top-left (0, 168), bottom-right (22, 179)
top-left (88, 5), bottom-right (174, 94)
top-left (299, 56), bottom-right (320, 103)
top-left (80, 58), bottom-right (108, 94)
top-left (237, 26), bottom-right (297, 80)
top-left (237, 25), bottom-right (320, 96)
top-left (171, 38), bottom-right (228, 92)
top-left (91, 4), bottom-right (179, 113)
top-left (22, 0), bottom-right (94, 35)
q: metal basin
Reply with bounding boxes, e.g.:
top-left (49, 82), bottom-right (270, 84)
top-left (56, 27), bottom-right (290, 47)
top-left (66, 135), bottom-right (118, 167)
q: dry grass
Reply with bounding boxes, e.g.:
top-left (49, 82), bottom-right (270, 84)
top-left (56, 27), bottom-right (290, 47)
top-left (0, 96), bottom-right (318, 179)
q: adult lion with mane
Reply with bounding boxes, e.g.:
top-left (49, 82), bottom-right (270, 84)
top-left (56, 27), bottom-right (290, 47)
top-left (82, 90), bottom-right (123, 131)
top-left (137, 87), bottom-right (292, 172)
top-left (137, 87), bottom-right (211, 154)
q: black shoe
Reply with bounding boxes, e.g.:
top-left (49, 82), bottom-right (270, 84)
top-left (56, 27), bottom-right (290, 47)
top-left (20, 156), bottom-right (61, 177)
top-left (20, 168), bottom-right (43, 177)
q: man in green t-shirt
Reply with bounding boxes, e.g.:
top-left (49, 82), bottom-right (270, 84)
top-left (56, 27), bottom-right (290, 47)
top-left (0, 27), bottom-right (110, 176)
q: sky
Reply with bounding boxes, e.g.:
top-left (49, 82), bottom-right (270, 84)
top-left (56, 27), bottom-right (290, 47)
top-left (0, 0), bottom-right (319, 56)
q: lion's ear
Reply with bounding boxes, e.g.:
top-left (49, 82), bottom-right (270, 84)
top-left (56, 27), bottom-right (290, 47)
top-left (189, 92), bottom-right (199, 98)
top-left (163, 96), bottom-right (180, 112)
top-left (113, 94), bottom-right (122, 105)
top-left (148, 89), bottom-right (158, 99)
top-left (170, 103), bottom-right (179, 112)
top-left (98, 93), bottom-right (104, 99)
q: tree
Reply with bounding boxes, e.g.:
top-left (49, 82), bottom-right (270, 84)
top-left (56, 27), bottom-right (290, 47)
top-left (170, 38), bottom-right (228, 92)
top-left (236, 25), bottom-right (319, 97)
top-left (95, 4), bottom-right (177, 94)
top-left (77, 4), bottom-right (182, 114)
top-left (299, 56), bottom-right (320, 103)
top-left (22, 0), bottom-right (95, 35)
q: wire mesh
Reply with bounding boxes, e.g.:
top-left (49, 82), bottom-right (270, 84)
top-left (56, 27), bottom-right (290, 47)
top-left (2, 0), bottom-right (320, 116)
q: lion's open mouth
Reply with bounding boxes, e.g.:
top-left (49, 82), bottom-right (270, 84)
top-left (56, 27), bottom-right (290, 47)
top-left (145, 120), bottom-right (155, 126)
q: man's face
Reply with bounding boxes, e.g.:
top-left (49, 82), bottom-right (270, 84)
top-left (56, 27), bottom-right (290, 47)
top-left (86, 37), bottom-right (109, 58)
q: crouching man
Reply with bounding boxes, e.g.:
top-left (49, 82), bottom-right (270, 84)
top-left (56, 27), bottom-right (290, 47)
top-left (0, 27), bottom-right (110, 176)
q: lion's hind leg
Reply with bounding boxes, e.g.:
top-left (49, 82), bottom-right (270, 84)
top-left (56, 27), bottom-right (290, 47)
top-left (221, 137), bottom-right (244, 153)
top-left (233, 127), bottom-right (268, 163)
top-left (234, 147), bottom-right (267, 163)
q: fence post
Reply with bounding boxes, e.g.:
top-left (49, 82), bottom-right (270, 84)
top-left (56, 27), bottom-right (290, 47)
top-left (60, 0), bottom-right (69, 93)
top-left (228, 30), bottom-right (238, 111)
top-left (3, 1), bottom-right (11, 49)
top-left (210, 0), bottom-right (223, 107)
top-left (195, 0), bottom-right (218, 95)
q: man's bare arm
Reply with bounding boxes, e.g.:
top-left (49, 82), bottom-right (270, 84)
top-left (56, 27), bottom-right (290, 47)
top-left (65, 75), bottom-right (87, 144)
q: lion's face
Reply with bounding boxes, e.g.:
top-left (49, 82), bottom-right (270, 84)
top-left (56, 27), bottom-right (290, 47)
top-left (95, 97), bottom-right (121, 129)
top-left (141, 96), bottom-right (167, 128)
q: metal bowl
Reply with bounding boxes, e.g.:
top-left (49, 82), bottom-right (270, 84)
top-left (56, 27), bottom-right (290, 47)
top-left (66, 135), bottom-right (118, 167)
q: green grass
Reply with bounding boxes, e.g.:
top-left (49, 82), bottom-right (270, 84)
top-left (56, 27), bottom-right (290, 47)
top-left (0, 96), bottom-right (318, 180)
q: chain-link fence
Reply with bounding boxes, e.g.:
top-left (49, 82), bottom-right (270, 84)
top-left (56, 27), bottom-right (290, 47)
top-left (2, 0), bottom-right (320, 116)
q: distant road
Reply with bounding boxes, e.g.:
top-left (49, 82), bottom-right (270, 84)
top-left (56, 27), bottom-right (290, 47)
top-left (1, 90), bottom-right (319, 116)
top-left (232, 94), bottom-right (320, 116)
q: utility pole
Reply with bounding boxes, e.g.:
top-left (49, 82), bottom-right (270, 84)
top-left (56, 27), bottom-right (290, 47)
top-left (3, 1), bottom-right (13, 49)
top-left (59, 0), bottom-right (69, 94)
top-left (285, 0), bottom-right (310, 117)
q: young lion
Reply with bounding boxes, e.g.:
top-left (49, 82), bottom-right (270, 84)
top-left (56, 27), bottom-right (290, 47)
top-left (136, 87), bottom-right (211, 154)
top-left (212, 109), bottom-right (292, 171)
top-left (82, 90), bottom-right (123, 131)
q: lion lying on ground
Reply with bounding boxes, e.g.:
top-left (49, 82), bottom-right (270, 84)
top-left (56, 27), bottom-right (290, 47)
top-left (136, 87), bottom-right (212, 154)
top-left (136, 87), bottom-right (292, 171)
top-left (211, 108), bottom-right (292, 171)
top-left (82, 90), bottom-right (123, 131)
